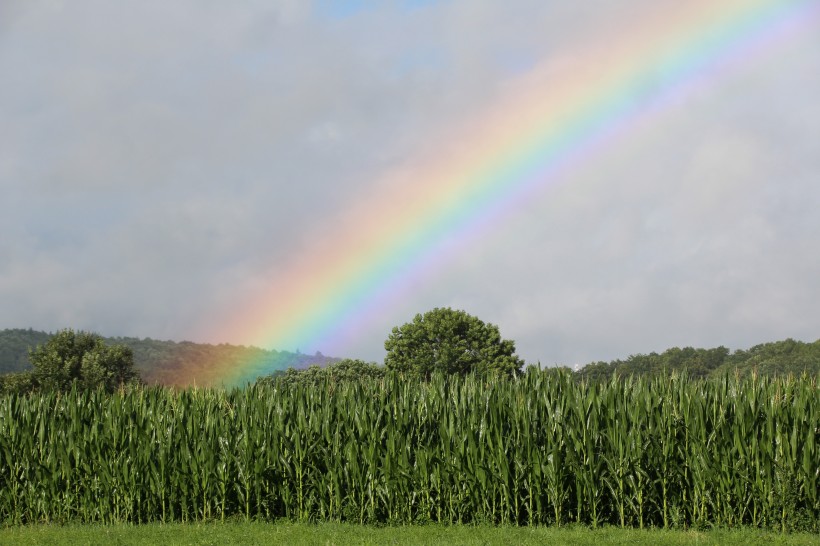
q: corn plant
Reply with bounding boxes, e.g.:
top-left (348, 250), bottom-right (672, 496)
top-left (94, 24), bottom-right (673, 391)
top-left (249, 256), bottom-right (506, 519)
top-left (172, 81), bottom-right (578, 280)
top-left (0, 371), bottom-right (816, 529)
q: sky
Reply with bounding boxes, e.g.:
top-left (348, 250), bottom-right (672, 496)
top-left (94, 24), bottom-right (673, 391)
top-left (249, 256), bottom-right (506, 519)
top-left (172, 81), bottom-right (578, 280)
top-left (1, 0), bottom-right (819, 369)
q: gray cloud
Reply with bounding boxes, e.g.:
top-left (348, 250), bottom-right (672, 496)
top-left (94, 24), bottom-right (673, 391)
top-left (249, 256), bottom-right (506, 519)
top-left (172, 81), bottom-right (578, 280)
top-left (1, 0), bottom-right (818, 366)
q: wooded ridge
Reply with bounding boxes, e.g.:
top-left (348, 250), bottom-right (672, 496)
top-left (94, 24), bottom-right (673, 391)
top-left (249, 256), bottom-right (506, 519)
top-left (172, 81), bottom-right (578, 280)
top-left (1, 328), bottom-right (817, 384)
top-left (0, 328), bottom-right (339, 385)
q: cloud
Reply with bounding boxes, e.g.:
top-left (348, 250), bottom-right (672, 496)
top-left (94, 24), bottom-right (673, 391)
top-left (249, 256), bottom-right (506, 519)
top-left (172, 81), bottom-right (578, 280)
top-left (1, 0), bottom-right (818, 366)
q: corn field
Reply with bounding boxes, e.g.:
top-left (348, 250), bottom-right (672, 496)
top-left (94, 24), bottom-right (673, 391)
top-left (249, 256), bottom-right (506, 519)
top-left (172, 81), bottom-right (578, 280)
top-left (0, 371), bottom-right (817, 530)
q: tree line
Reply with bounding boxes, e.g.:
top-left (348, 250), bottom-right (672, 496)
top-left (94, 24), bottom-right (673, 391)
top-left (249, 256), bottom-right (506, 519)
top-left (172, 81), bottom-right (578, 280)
top-left (1, 307), bottom-right (818, 394)
top-left (257, 308), bottom-right (820, 388)
top-left (0, 328), bottom-right (340, 388)
top-left (574, 338), bottom-right (820, 382)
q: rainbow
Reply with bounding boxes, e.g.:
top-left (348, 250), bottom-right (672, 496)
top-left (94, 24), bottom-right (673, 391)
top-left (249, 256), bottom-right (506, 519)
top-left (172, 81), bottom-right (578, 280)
top-left (192, 0), bottom-right (817, 387)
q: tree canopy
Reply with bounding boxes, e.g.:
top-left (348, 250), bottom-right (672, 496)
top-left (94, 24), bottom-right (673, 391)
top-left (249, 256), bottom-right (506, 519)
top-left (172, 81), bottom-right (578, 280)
top-left (384, 308), bottom-right (524, 379)
top-left (28, 329), bottom-right (140, 392)
top-left (574, 338), bottom-right (820, 381)
top-left (258, 358), bottom-right (385, 388)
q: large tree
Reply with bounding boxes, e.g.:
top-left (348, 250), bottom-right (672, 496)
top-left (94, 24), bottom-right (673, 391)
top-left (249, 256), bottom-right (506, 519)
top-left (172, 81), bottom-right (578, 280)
top-left (29, 329), bottom-right (140, 392)
top-left (384, 308), bottom-right (524, 379)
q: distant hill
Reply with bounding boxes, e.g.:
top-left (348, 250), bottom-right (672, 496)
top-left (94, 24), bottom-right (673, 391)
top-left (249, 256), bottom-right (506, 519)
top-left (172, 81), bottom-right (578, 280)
top-left (0, 329), bottom-right (52, 374)
top-left (3, 328), bottom-right (817, 386)
top-left (0, 328), bottom-right (340, 387)
top-left (575, 338), bottom-right (820, 381)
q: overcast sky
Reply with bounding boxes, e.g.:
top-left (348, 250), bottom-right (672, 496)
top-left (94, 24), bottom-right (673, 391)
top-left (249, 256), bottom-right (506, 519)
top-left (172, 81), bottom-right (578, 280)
top-left (1, 1), bottom-right (818, 367)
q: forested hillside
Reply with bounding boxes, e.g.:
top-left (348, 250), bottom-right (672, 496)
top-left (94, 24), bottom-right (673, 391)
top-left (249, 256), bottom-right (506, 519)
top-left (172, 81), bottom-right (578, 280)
top-left (0, 329), bottom-right (339, 386)
top-left (575, 338), bottom-right (820, 380)
top-left (0, 329), bottom-right (52, 374)
top-left (2, 328), bottom-right (817, 386)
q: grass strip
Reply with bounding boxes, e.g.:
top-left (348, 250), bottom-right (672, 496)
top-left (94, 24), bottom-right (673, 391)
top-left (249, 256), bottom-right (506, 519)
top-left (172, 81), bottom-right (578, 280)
top-left (1, 522), bottom-right (819, 546)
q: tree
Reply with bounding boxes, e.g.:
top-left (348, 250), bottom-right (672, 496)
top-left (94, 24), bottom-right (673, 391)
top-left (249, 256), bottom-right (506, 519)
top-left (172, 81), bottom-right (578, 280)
top-left (29, 329), bottom-right (140, 392)
top-left (384, 308), bottom-right (524, 379)
top-left (257, 359), bottom-right (385, 388)
top-left (0, 371), bottom-right (36, 395)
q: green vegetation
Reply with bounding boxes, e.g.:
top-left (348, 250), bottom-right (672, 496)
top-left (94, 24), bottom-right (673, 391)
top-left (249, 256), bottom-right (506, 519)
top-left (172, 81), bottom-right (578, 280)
top-left (257, 358), bottom-right (384, 388)
top-left (0, 329), bottom-right (51, 374)
top-left (1, 371), bottom-right (816, 530)
top-left (384, 307), bottom-right (524, 378)
top-left (1, 522), bottom-right (819, 546)
top-left (575, 339), bottom-right (820, 381)
top-left (0, 329), bottom-right (141, 394)
top-left (1, 318), bottom-right (817, 534)
top-left (3, 327), bottom-right (818, 386)
top-left (0, 372), bottom-right (36, 396)
top-left (0, 328), bottom-right (340, 386)
top-left (28, 329), bottom-right (140, 393)
top-left (716, 338), bottom-right (820, 378)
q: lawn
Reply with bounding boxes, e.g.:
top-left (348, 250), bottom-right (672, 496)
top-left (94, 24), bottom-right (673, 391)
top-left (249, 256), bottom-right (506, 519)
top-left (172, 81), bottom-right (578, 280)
top-left (1, 523), bottom-right (818, 546)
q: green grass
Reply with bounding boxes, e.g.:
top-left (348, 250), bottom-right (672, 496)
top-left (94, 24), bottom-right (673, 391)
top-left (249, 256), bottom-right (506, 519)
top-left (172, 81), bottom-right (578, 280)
top-left (1, 523), bottom-right (818, 546)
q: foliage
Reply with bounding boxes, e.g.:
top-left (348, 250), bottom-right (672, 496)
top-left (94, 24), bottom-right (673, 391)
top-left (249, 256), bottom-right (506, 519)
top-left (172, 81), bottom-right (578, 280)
top-left (575, 340), bottom-right (820, 381)
top-left (112, 338), bottom-right (341, 387)
top-left (0, 329), bottom-right (340, 387)
top-left (714, 338), bottom-right (820, 378)
top-left (384, 308), bottom-right (524, 379)
top-left (28, 329), bottom-right (140, 392)
top-left (257, 359), bottom-right (384, 388)
top-left (0, 329), bottom-right (52, 374)
top-left (4, 328), bottom-right (818, 387)
top-left (0, 371), bottom-right (816, 529)
top-left (574, 346), bottom-right (730, 382)
top-left (0, 372), bottom-right (36, 395)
